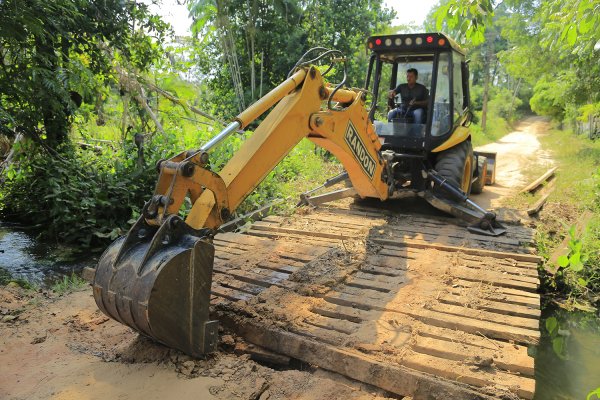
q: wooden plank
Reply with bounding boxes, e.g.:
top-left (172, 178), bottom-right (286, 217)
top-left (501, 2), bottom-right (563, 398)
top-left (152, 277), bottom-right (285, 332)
top-left (303, 313), bottom-right (361, 335)
top-left (218, 311), bottom-right (503, 400)
top-left (246, 228), bottom-right (341, 246)
top-left (359, 264), bottom-right (405, 277)
top-left (527, 181), bottom-right (555, 215)
top-left (268, 213), bottom-right (531, 252)
top-left (520, 166), bottom-right (557, 193)
top-left (454, 263), bottom-right (540, 286)
top-left (447, 266), bottom-right (539, 292)
top-left (286, 213), bottom-right (529, 248)
top-left (339, 285), bottom-right (397, 301)
top-left (400, 352), bottom-right (534, 399)
top-left (375, 247), bottom-right (418, 260)
top-left (213, 272), bottom-right (266, 296)
top-left (458, 257), bottom-right (540, 276)
top-left (255, 260), bottom-right (299, 274)
top-left (459, 253), bottom-right (539, 270)
top-left (213, 266), bottom-right (292, 289)
top-left (250, 222), bottom-right (541, 262)
top-left (216, 232), bottom-right (331, 257)
top-left (344, 206), bottom-right (534, 242)
top-left (452, 280), bottom-right (540, 306)
top-left (404, 306), bottom-right (540, 345)
top-left (312, 301), bottom-right (536, 372)
top-left (323, 292), bottom-right (539, 344)
top-left (345, 277), bottom-right (394, 293)
top-left (374, 237), bottom-right (541, 262)
top-left (427, 302), bottom-right (539, 330)
top-left (439, 293), bottom-right (541, 319)
top-left (353, 270), bottom-right (406, 283)
top-left (211, 283), bottom-right (251, 302)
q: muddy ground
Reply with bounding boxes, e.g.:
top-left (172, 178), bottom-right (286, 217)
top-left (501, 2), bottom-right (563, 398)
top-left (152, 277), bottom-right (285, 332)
top-left (0, 117), bottom-right (552, 400)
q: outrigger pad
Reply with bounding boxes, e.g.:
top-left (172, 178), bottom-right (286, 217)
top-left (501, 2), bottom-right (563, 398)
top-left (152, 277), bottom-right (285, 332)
top-left (93, 215), bottom-right (218, 357)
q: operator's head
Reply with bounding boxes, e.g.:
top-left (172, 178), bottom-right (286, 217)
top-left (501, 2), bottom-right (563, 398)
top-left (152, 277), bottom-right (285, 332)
top-left (406, 68), bottom-right (418, 85)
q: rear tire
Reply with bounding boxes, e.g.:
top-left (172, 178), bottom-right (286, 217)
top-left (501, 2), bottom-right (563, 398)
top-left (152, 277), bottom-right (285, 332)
top-left (434, 140), bottom-right (474, 195)
top-left (471, 156), bottom-right (488, 194)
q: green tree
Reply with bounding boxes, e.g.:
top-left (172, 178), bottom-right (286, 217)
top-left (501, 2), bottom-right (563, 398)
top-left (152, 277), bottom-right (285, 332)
top-left (188, 0), bottom-right (394, 119)
top-left (0, 0), bottom-right (169, 145)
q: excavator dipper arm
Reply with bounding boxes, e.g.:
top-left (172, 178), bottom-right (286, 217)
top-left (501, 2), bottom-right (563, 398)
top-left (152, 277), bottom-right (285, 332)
top-left (92, 64), bottom-right (392, 357)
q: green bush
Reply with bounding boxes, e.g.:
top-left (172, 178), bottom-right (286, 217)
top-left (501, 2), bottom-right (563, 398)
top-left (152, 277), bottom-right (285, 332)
top-left (0, 138), bottom-right (170, 249)
top-left (51, 272), bottom-right (87, 295)
top-left (0, 132), bottom-right (336, 250)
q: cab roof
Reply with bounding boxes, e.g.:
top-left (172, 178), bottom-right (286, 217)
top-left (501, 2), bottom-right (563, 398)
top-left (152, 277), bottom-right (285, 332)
top-left (367, 33), bottom-right (466, 57)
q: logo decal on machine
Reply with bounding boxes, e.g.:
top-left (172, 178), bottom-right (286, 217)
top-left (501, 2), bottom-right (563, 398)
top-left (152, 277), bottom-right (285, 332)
top-left (344, 121), bottom-right (376, 179)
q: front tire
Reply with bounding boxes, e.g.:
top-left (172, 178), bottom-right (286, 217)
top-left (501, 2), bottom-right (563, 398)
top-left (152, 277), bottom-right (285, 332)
top-left (434, 140), bottom-right (474, 195)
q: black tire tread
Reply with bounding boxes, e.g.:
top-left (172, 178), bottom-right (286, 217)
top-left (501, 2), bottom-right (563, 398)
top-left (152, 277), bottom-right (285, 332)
top-left (434, 140), bottom-right (473, 194)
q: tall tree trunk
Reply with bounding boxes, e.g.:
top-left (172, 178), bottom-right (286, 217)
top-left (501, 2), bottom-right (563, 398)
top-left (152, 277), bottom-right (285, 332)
top-left (508, 78), bottom-right (522, 121)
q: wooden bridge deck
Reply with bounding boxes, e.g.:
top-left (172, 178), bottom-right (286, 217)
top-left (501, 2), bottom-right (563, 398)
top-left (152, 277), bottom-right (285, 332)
top-left (210, 201), bottom-right (541, 399)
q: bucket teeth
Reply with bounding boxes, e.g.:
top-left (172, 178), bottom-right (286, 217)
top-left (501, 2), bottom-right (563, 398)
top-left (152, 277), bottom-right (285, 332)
top-left (92, 215), bottom-right (219, 356)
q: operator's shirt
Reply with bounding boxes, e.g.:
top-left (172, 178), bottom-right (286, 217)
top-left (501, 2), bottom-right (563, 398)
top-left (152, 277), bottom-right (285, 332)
top-left (394, 83), bottom-right (429, 106)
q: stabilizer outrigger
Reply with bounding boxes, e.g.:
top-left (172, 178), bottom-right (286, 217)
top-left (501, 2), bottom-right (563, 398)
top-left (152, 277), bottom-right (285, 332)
top-left (298, 168), bottom-right (506, 237)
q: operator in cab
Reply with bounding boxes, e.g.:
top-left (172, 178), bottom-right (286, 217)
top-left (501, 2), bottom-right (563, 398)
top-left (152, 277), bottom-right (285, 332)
top-left (387, 68), bottom-right (429, 124)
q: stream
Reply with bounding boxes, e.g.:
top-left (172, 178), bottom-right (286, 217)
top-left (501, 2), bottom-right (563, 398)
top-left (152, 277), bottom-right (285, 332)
top-left (0, 222), bottom-right (95, 287)
top-left (1, 222), bottom-right (599, 399)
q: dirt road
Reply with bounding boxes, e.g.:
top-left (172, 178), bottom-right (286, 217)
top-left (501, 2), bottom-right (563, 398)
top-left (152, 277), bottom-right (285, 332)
top-left (474, 116), bottom-right (554, 211)
top-left (0, 117), bottom-right (551, 400)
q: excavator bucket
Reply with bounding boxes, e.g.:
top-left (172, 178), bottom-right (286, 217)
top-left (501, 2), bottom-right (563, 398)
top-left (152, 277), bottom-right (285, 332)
top-left (92, 214), bottom-right (219, 357)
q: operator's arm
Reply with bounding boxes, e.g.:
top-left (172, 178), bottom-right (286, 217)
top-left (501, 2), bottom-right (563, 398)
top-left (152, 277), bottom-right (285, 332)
top-left (388, 83), bottom-right (402, 99)
top-left (409, 85), bottom-right (429, 108)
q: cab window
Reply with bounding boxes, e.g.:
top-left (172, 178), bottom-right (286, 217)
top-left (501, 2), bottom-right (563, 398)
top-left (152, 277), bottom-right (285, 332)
top-left (431, 52), bottom-right (451, 137)
top-left (452, 51), bottom-right (464, 121)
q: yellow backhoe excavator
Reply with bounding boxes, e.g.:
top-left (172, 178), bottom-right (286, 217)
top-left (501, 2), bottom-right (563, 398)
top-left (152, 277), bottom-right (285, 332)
top-left (92, 33), bottom-right (504, 357)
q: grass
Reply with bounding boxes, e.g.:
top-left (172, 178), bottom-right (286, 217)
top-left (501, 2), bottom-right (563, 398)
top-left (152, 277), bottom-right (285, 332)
top-left (533, 123), bottom-right (600, 310)
top-left (51, 272), bottom-right (87, 295)
top-left (470, 110), bottom-right (514, 148)
top-left (0, 267), bottom-right (39, 291)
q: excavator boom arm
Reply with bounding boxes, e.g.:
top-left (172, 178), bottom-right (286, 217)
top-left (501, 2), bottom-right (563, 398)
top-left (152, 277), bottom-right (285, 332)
top-left (147, 66), bottom-right (389, 232)
top-left (92, 63), bottom-right (391, 358)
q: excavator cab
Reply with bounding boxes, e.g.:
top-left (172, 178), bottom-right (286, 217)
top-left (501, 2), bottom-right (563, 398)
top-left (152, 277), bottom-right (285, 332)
top-left (359, 33), bottom-right (478, 199)
top-left (366, 33), bottom-right (470, 155)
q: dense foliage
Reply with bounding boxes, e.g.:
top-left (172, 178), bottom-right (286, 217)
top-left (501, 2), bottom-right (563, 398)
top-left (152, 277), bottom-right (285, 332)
top-left (0, 0), bottom-right (170, 144)
top-left (434, 0), bottom-right (600, 126)
top-left (188, 0), bottom-right (395, 118)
